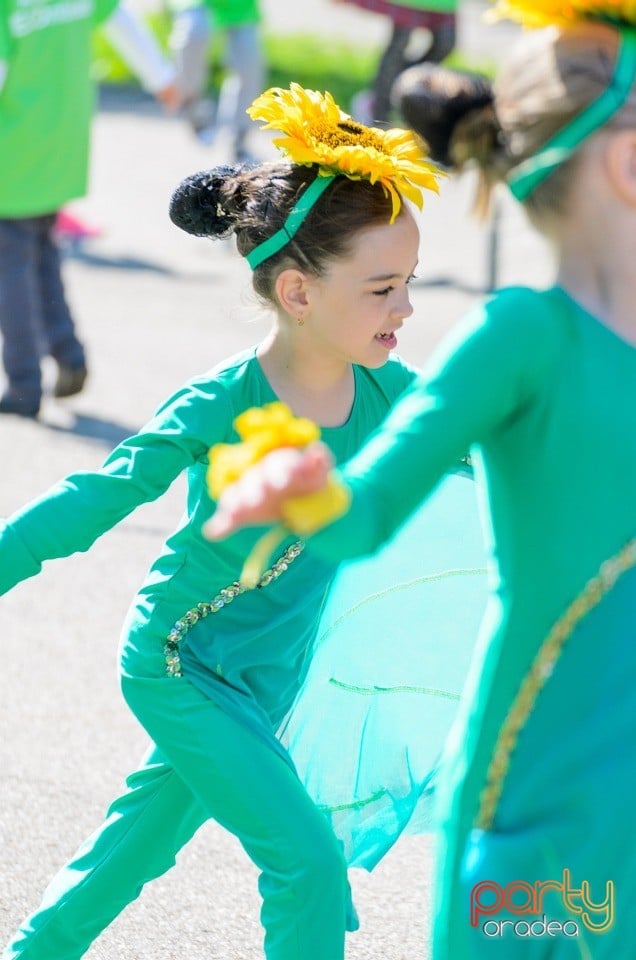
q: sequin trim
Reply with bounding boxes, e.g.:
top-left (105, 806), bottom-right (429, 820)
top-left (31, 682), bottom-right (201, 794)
top-left (163, 540), bottom-right (304, 677)
top-left (476, 537), bottom-right (636, 831)
top-left (329, 678), bottom-right (461, 701)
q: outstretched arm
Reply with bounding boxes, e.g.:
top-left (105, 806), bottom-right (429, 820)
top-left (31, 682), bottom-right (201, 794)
top-left (1, 379), bottom-right (231, 594)
top-left (102, 3), bottom-right (181, 109)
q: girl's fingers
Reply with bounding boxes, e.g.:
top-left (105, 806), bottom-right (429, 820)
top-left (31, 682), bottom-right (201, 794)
top-left (204, 444), bottom-right (334, 540)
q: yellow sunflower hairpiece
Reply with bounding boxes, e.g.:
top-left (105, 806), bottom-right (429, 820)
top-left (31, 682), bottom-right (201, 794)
top-left (489, 0), bottom-right (636, 29)
top-left (489, 0), bottom-right (636, 201)
top-left (247, 82), bottom-right (443, 225)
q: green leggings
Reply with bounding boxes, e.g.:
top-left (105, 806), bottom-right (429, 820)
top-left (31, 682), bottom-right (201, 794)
top-left (2, 676), bottom-right (348, 960)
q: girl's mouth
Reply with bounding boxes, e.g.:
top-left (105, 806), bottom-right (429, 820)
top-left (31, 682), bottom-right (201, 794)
top-left (375, 331), bottom-right (397, 349)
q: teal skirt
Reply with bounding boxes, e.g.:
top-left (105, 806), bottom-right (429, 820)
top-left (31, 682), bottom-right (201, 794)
top-left (281, 469), bottom-right (488, 869)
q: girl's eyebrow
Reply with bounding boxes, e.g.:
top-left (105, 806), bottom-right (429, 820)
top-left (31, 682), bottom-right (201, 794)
top-left (365, 261), bottom-right (419, 283)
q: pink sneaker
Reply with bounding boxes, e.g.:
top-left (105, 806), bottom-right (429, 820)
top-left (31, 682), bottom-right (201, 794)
top-left (54, 210), bottom-right (103, 242)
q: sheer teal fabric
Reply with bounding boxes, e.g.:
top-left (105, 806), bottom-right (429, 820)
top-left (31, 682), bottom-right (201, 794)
top-left (282, 468), bottom-right (488, 869)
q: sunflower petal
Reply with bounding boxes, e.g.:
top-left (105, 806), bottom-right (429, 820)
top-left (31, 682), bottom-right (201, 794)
top-left (489, 0), bottom-right (636, 28)
top-left (246, 84), bottom-right (444, 216)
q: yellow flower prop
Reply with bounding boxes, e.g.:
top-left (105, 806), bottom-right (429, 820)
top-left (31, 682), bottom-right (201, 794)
top-left (247, 83), bottom-right (443, 222)
top-left (207, 402), bottom-right (351, 588)
top-left (207, 402), bottom-right (319, 500)
top-left (489, 0), bottom-right (636, 28)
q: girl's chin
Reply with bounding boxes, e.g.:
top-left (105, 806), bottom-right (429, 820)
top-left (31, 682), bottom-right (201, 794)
top-left (374, 333), bottom-right (398, 350)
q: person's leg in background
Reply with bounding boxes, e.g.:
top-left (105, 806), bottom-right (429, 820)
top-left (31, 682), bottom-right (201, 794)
top-left (37, 214), bottom-right (87, 398)
top-left (218, 23), bottom-right (266, 161)
top-left (372, 12), bottom-right (457, 124)
top-left (423, 15), bottom-right (456, 65)
top-left (372, 24), bottom-right (412, 122)
top-left (0, 216), bottom-right (47, 416)
top-left (169, 2), bottom-right (216, 139)
top-left (2, 745), bottom-right (207, 960)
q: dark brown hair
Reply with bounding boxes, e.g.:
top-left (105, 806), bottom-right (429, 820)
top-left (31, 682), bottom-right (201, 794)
top-left (392, 22), bottom-right (636, 223)
top-left (169, 162), bottom-right (397, 304)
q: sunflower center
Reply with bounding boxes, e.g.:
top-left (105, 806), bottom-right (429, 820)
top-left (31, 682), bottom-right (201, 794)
top-left (312, 118), bottom-right (385, 151)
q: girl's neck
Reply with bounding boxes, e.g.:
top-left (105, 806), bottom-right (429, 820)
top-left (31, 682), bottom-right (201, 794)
top-left (557, 210), bottom-right (636, 346)
top-left (556, 237), bottom-right (636, 348)
top-left (256, 328), bottom-right (356, 427)
top-left (552, 157), bottom-right (636, 346)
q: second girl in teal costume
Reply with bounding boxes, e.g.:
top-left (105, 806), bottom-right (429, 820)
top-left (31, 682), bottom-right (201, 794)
top-left (208, 7), bottom-right (636, 957)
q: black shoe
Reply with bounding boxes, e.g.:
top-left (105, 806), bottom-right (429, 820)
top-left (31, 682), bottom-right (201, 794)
top-left (54, 363), bottom-right (87, 398)
top-left (0, 392), bottom-right (40, 417)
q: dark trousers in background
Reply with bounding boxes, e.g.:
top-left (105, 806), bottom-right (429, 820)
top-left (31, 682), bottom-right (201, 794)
top-left (0, 214), bottom-right (85, 412)
top-left (374, 18), bottom-right (456, 121)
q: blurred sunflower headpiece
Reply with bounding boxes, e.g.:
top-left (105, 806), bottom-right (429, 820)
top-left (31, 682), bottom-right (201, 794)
top-left (489, 0), bottom-right (636, 29)
top-left (244, 82), bottom-right (443, 269)
top-left (488, 1), bottom-right (636, 200)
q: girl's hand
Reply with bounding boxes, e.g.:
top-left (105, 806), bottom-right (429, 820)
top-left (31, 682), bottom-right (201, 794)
top-left (204, 443), bottom-right (334, 540)
top-left (156, 81), bottom-right (183, 113)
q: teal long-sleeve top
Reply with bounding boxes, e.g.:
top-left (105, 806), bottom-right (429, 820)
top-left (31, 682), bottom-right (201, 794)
top-left (0, 348), bottom-right (415, 752)
top-left (307, 286), bottom-right (636, 957)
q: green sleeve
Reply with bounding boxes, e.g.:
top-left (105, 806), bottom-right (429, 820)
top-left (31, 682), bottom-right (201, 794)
top-left (309, 288), bottom-right (562, 560)
top-left (0, 0), bottom-right (12, 65)
top-left (0, 378), bottom-right (231, 594)
top-left (94, 0), bottom-right (120, 25)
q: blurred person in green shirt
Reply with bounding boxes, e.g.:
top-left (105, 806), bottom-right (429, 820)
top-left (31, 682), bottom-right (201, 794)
top-left (0, 0), bottom-right (178, 417)
top-left (168, 0), bottom-right (265, 159)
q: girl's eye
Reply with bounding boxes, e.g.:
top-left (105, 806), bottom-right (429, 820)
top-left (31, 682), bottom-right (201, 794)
top-left (372, 286), bottom-right (394, 297)
top-left (372, 274), bottom-right (417, 297)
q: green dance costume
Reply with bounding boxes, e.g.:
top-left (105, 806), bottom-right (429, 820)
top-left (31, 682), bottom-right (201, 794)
top-left (304, 286), bottom-right (636, 958)
top-left (0, 350), bottom-right (421, 960)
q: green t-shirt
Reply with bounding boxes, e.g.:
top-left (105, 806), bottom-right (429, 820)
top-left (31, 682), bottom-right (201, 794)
top-left (0, 0), bottom-right (118, 217)
top-left (166, 0), bottom-right (261, 28)
top-left (391, 0), bottom-right (457, 12)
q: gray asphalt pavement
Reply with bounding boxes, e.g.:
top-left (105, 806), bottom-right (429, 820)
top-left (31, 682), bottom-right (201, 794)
top-left (0, 22), bottom-right (553, 959)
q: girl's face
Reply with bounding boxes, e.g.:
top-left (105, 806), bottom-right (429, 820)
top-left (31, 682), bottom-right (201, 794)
top-left (302, 208), bottom-right (420, 368)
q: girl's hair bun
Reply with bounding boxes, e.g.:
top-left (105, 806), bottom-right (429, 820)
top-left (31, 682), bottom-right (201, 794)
top-left (392, 65), bottom-right (495, 168)
top-left (169, 165), bottom-right (243, 239)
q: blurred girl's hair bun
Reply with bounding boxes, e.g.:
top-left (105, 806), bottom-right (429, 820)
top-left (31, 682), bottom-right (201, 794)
top-left (169, 165), bottom-right (245, 239)
top-left (392, 65), bottom-right (497, 169)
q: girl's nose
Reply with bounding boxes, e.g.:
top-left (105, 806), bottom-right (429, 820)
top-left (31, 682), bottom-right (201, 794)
top-left (392, 288), bottom-right (414, 321)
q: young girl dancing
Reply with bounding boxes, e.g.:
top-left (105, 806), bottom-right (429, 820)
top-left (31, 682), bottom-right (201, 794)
top-left (208, 5), bottom-right (636, 956)
top-left (0, 84), bottom-right (450, 960)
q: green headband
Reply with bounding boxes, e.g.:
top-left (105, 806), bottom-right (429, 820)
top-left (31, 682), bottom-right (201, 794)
top-left (246, 173), bottom-right (336, 270)
top-left (508, 26), bottom-right (636, 202)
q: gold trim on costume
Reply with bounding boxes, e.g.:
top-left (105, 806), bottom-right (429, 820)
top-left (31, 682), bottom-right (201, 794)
top-left (476, 537), bottom-right (636, 830)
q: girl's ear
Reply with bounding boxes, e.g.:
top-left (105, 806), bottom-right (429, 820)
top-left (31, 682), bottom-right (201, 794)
top-left (605, 129), bottom-right (636, 206)
top-left (274, 269), bottom-right (311, 318)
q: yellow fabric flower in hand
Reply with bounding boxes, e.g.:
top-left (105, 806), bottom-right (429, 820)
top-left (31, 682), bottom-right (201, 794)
top-left (207, 402), bottom-right (319, 501)
top-left (281, 477), bottom-right (351, 537)
top-left (247, 83), bottom-right (443, 222)
top-left (207, 402), bottom-right (351, 588)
